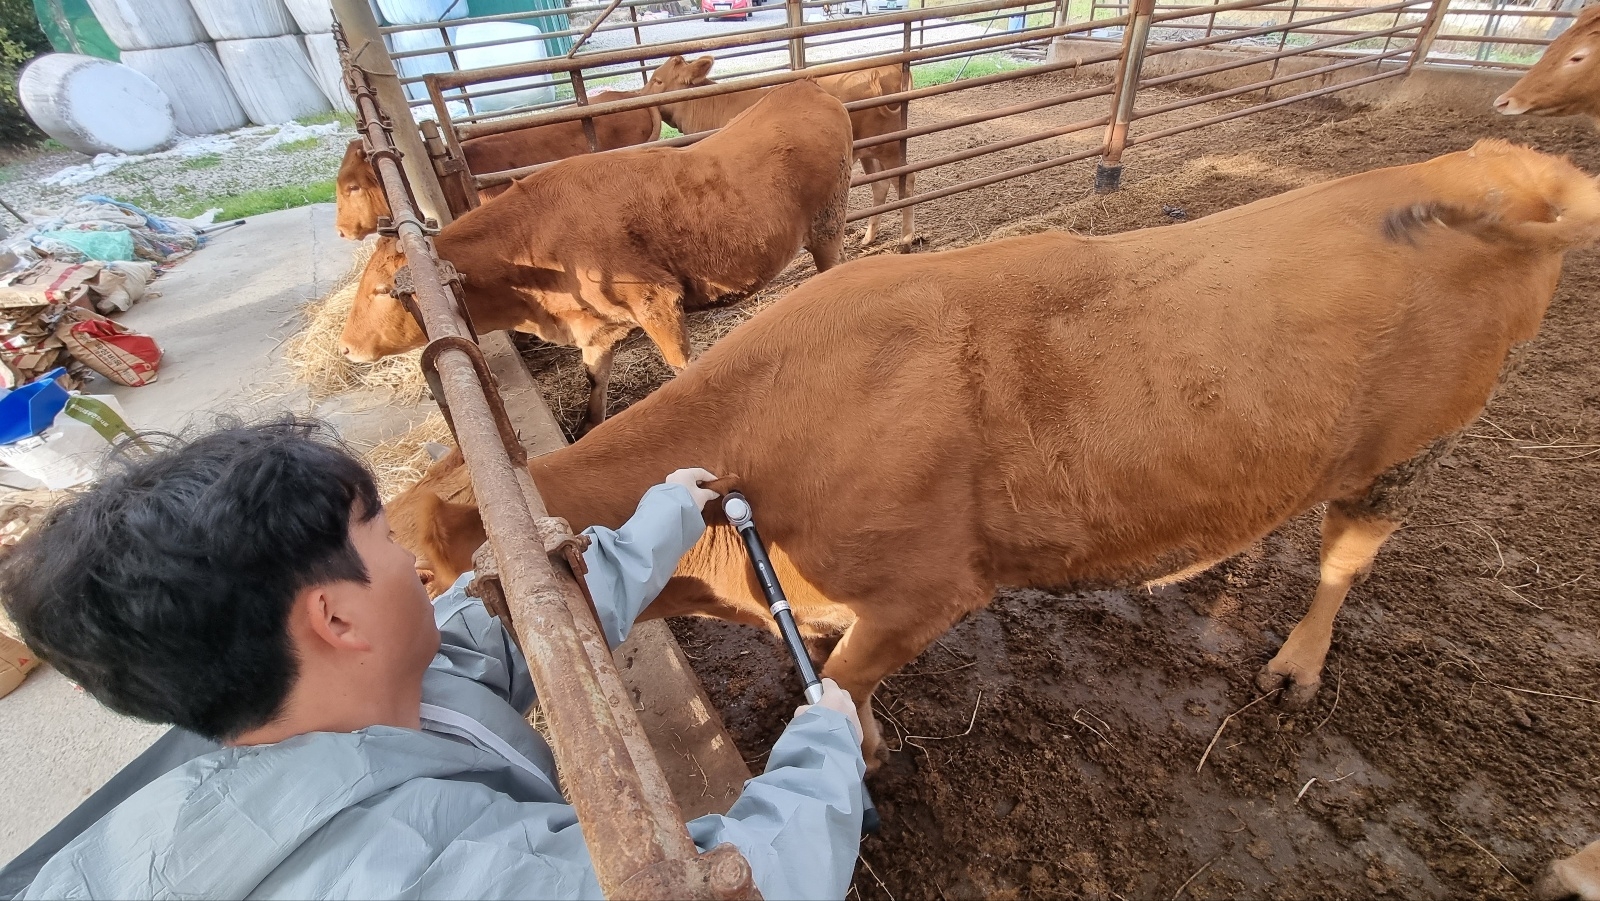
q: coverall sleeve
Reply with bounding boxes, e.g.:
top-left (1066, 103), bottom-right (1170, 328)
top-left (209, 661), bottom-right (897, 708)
top-left (580, 482), bottom-right (706, 649)
top-left (430, 576), bottom-right (538, 715)
top-left (686, 707), bottom-right (868, 900)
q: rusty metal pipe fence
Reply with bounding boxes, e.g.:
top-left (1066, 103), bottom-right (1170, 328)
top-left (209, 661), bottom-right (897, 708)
top-left (331, 3), bottom-right (762, 897)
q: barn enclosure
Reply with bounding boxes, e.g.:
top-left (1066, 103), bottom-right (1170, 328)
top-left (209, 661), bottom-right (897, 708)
top-left (330, 0), bottom-right (1598, 894)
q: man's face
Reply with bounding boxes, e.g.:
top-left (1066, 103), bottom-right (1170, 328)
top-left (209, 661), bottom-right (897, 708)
top-left (341, 508), bottom-right (441, 677)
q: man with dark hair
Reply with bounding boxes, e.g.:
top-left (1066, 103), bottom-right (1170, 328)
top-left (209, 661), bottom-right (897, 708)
top-left (4, 418), bottom-right (867, 900)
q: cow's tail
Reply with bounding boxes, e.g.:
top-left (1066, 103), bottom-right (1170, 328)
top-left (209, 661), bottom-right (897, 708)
top-left (1383, 139), bottom-right (1600, 252)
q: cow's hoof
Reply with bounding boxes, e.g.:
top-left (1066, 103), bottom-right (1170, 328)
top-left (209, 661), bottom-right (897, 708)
top-left (859, 233), bottom-right (878, 248)
top-left (1255, 662), bottom-right (1322, 710)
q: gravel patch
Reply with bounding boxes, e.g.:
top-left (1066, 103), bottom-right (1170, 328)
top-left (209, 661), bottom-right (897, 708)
top-left (0, 122), bottom-right (356, 225)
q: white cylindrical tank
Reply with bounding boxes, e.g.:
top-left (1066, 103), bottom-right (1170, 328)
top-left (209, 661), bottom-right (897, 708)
top-left (121, 44), bottom-right (249, 135)
top-left (18, 54), bottom-right (176, 155)
top-left (375, 0), bottom-right (468, 25)
top-left (190, 0), bottom-right (300, 41)
top-left (86, 0), bottom-right (206, 50)
top-left (215, 36), bottom-right (333, 124)
top-left (451, 22), bottom-right (553, 113)
top-left (303, 32), bottom-right (356, 114)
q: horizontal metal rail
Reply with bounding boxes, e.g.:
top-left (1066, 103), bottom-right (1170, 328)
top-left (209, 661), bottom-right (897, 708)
top-left (1129, 65), bottom-right (1405, 144)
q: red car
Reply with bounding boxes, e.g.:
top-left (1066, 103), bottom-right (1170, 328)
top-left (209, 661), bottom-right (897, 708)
top-left (702, 0), bottom-right (751, 20)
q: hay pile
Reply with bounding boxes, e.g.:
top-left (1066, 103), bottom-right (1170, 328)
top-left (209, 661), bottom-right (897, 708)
top-left (284, 240), bottom-right (428, 403)
top-left (361, 412), bottom-right (452, 502)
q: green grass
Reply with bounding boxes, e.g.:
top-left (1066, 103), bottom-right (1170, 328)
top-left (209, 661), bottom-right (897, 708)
top-left (295, 110), bottom-right (357, 129)
top-left (181, 154), bottom-right (222, 170)
top-left (274, 136), bottom-right (322, 154)
top-left (162, 180), bottom-right (338, 220)
top-left (911, 53), bottom-right (1025, 88)
top-left (661, 123), bottom-right (682, 139)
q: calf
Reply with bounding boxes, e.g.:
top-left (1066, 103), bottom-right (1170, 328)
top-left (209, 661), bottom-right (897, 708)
top-left (646, 55), bottom-right (916, 246)
top-left (1495, 5), bottom-right (1600, 121)
top-left (1538, 841), bottom-right (1600, 901)
top-left (341, 80), bottom-right (854, 430)
top-left (334, 89), bottom-right (662, 240)
top-left (390, 140), bottom-right (1600, 765)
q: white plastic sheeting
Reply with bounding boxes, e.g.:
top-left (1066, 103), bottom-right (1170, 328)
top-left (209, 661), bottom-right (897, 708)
top-left (190, 0), bottom-right (299, 41)
top-left (216, 37), bottom-right (332, 125)
top-left (303, 32), bottom-right (356, 114)
top-left (376, 0), bottom-right (467, 25)
top-left (386, 26), bottom-right (454, 102)
top-left (452, 22), bottom-right (553, 113)
top-left (86, 0), bottom-right (206, 50)
top-left (283, 0), bottom-right (336, 33)
top-left (19, 54), bottom-right (176, 156)
top-left (121, 45), bottom-right (248, 136)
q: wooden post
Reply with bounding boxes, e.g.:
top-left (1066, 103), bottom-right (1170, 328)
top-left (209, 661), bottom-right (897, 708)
top-left (787, 0), bottom-right (807, 69)
top-left (1406, 0), bottom-right (1451, 73)
top-left (331, 0), bottom-right (455, 228)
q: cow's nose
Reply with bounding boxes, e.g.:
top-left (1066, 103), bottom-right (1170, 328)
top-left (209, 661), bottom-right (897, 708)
top-left (1492, 94), bottom-right (1510, 110)
top-left (339, 343), bottom-right (354, 358)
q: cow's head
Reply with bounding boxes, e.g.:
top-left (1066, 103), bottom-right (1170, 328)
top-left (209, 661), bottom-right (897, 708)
top-left (1496, 5), bottom-right (1600, 120)
top-left (646, 54), bottom-right (717, 94)
top-left (340, 238), bottom-right (427, 362)
top-left (335, 139), bottom-right (392, 240)
top-left (385, 446), bottom-right (486, 598)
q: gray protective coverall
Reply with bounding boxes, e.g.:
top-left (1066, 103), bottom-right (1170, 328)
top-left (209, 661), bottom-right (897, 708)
top-left (21, 482), bottom-right (867, 900)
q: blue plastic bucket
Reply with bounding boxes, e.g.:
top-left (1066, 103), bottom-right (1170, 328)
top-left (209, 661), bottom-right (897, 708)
top-left (0, 368), bottom-right (71, 446)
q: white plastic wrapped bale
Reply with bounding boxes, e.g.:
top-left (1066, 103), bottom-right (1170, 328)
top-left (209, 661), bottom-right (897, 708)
top-left (283, 0), bottom-right (335, 33)
top-left (452, 22), bottom-right (553, 113)
top-left (216, 36), bottom-right (332, 125)
top-left (386, 26), bottom-right (454, 102)
top-left (86, 0), bottom-right (206, 50)
top-left (190, 0), bottom-right (300, 41)
top-left (120, 44), bottom-right (248, 136)
top-left (18, 54), bottom-right (176, 155)
top-left (303, 32), bottom-right (356, 114)
top-left (376, 0), bottom-right (468, 25)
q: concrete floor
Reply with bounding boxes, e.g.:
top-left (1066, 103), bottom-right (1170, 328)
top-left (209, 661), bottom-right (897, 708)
top-left (0, 203), bottom-right (432, 863)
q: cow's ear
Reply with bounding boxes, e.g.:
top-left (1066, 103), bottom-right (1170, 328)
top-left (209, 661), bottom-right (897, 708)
top-left (690, 56), bottom-right (714, 79)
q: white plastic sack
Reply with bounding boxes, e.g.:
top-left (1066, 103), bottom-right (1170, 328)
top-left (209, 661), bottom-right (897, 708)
top-left (190, 0), bottom-right (299, 41)
top-left (386, 26), bottom-right (454, 102)
top-left (86, 0), bottom-right (206, 50)
top-left (303, 32), bottom-right (355, 113)
top-left (376, 0), bottom-right (467, 25)
top-left (120, 45), bottom-right (248, 136)
top-left (283, 0), bottom-right (335, 32)
top-left (452, 22), bottom-right (553, 113)
top-left (0, 395), bottom-right (140, 490)
top-left (216, 36), bottom-right (332, 125)
top-left (18, 54), bottom-right (176, 156)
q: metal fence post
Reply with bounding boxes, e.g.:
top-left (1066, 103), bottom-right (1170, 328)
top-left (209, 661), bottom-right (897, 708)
top-left (1095, 0), bottom-right (1153, 192)
top-left (1407, 0), bottom-right (1451, 72)
top-left (1045, 0), bottom-right (1072, 61)
top-left (332, 0), bottom-right (455, 228)
top-left (787, 0), bottom-right (807, 69)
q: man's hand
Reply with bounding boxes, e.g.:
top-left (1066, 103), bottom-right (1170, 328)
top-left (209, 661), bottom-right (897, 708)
top-left (795, 678), bottom-right (864, 747)
top-left (664, 468), bottom-right (720, 512)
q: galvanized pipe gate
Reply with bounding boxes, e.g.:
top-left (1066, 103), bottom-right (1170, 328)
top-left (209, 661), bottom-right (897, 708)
top-left (331, 3), bottom-right (761, 897)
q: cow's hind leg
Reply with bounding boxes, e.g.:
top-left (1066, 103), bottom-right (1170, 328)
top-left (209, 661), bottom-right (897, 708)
top-left (859, 157), bottom-right (890, 247)
top-left (1257, 435), bottom-right (1456, 706)
top-left (1256, 502), bottom-right (1398, 708)
top-left (820, 576), bottom-right (993, 769)
top-left (577, 326), bottom-right (630, 435)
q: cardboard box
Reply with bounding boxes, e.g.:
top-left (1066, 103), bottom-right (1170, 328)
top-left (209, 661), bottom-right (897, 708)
top-left (0, 630), bottom-right (38, 699)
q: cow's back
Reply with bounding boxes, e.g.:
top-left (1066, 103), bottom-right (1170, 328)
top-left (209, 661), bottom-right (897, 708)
top-left (553, 141), bottom-right (1599, 599)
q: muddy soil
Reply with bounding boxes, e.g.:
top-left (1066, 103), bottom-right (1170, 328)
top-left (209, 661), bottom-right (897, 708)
top-left (522, 69), bottom-right (1600, 899)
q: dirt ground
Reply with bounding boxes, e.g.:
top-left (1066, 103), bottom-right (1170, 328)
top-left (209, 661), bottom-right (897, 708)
top-left (514, 68), bottom-right (1600, 899)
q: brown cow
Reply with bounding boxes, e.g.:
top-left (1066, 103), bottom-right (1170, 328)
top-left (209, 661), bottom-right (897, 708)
top-left (1538, 840), bottom-right (1600, 901)
top-left (646, 55), bottom-right (916, 246)
top-left (341, 80), bottom-right (854, 430)
top-left (334, 89), bottom-right (662, 240)
top-left (389, 140), bottom-right (1600, 765)
top-left (1495, 5), bottom-right (1600, 120)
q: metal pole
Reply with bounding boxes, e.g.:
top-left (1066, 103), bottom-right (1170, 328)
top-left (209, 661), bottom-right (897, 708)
top-left (332, 0), bottom-right (454, 228)
top-left (1406, 0), bottom-right (1450, 71)
top-left (1095, 0), bottom-right (1154, 192)
top-left (788, 0), bottom-right (807, 69)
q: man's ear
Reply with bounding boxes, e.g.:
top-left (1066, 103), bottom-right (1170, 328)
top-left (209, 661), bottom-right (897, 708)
top-left (297, 584), bottom-right (373, 653)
